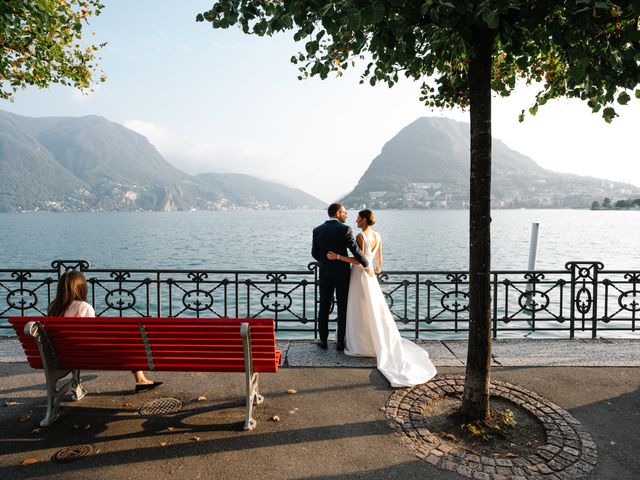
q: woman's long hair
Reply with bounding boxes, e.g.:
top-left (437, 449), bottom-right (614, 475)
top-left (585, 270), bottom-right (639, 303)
top-left (48, 270), bottom-right (88, 316)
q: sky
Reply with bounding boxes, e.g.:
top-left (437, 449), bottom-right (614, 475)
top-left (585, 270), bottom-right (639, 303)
top-left (3, 1), bottom-right (639, 203)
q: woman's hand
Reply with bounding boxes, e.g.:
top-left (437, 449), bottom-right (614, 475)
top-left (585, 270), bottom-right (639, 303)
top-left (327, 251), bottom-right (338, 260)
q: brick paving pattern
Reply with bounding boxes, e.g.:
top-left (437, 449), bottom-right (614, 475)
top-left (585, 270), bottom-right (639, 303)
top-left (385, 374), bottom-right (598, 480)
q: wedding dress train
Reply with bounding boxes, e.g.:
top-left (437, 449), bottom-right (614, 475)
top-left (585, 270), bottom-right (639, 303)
top-left (344, 231), bottom-right (437, 387)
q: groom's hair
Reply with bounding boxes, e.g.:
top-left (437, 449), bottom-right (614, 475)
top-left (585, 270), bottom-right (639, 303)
top-left (327, 203), bottom-right (344, 217)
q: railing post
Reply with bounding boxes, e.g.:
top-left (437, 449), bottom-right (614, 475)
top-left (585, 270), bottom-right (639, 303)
top-left (492, 272), bottom-right (498, 339)
top-left (156, 272), bottom-right (162, 317)
top-left (566, 262), bottom-right (604, 339)
top-left (415, 273), bottom-right (420, 340)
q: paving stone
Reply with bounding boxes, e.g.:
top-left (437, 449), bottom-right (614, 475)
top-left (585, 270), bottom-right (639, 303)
top-left (472, 471), bottom-right (492, 480)
top-left (385, 374), bottom-right (598, 480)
top-left (495, 466), bottom-right (513, 475)
top-left (457, 465), bottom-right (474, 477)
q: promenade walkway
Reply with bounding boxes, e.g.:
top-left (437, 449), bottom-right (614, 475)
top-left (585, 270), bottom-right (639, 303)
top-left (0, 337), bottom-right (638, 479)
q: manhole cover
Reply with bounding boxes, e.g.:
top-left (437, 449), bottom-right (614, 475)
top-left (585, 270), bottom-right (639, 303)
top-left (51, 444), bottom-right (94, 463)
top-left (139, 397), bottom-right (183, 415)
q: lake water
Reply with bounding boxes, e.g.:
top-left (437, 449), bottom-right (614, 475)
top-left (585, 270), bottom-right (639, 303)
top-left (0, 209), bottom-right (638, 271)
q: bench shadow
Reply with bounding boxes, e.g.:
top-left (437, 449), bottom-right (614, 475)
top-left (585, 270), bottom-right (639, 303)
top-left (0, 416), bottom-right (396, 478)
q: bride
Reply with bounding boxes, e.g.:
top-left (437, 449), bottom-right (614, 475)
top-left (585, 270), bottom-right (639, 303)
top-left (327, 209), bottom-right (437, 387)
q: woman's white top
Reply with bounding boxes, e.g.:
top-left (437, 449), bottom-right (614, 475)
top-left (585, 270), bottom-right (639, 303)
top-left (64, 300), bottom-right (95, 317)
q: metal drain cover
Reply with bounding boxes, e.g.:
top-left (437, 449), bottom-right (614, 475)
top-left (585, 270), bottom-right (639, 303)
top-left (51, 444), bottom-right (94, 463)
top-left (139, 397), bottom-right (183, 415)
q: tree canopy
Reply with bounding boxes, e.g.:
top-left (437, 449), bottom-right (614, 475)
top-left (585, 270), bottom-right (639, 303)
top-left (198, 0), bottom-right (640, 421)
top-left (0, 0), bottom-right (105, 100)
top-left (199, 1), bottom-right (639, 122)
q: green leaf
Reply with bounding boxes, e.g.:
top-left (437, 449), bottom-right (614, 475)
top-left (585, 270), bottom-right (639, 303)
top-left (305, 41), bottom-right (319, 55)
top-left (635, 89), bottom-right (640, 99)
top-left (617, 91), bottom-right (630, 105)
top-left (482, 9), bottom-right (499, 29)
top-left (602, 107), bottom-right (617, 123)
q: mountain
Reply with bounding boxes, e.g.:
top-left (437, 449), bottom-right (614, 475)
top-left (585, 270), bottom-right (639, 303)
top-left (342, 117), bottom-right (639, 209)
top-left (0, 110), bottom-right (324, 212)
top-left (194, 173), bottom-right (327, 210)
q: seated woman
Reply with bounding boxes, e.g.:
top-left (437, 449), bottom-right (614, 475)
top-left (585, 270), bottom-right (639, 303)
top-left (48, 270), bottom-right (162, 393)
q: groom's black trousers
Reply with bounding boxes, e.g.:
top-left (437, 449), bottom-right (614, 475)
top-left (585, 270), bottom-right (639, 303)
top-left (318, 275), bottom-right (350, 345)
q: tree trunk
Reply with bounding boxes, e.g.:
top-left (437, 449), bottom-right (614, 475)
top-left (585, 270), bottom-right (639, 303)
top-left (461, 25), bottom-right (493, 421)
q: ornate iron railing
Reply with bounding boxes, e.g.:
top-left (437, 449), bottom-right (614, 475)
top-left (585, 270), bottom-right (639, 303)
top-left (1, 260), bottom-right (638, 339)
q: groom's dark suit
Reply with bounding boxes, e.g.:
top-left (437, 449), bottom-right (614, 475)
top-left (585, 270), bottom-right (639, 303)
top-left (312, 219), bottom-right (369, 347)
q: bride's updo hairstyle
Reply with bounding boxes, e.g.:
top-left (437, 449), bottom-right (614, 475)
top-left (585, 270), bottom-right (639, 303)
top-left (358, 209), bottom-right (376, 226)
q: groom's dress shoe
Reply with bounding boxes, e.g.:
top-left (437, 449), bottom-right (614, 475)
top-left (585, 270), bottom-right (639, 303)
top-left (318, 340), bottom-right (328, 350)
top-left (336, 342), bottom-right (345, 351)
top-left (135, 381), bottom-right (163, 393)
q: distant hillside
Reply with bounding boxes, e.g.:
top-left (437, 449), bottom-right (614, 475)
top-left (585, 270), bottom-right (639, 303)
top-left (342, 117), bottom-right (639, 209)
top-left (0, 110), bottom-right (324, 212)
top-left (194, 173), bottom-right (326, 209)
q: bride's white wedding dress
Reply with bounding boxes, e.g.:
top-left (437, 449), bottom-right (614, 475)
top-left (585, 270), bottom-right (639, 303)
top-left (345, 230), bottom-right (437, 387)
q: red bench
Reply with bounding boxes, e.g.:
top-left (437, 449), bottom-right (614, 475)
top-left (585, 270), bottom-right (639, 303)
top-left (9, 317), bottom-right (282, 430)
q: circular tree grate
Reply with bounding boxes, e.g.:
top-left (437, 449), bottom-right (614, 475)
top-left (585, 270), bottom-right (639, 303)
top-left (51, 444), bottom-right (94, 463)
top-left (385, 374), bottom-right (598, 480)
top-left (139, 397), bottom-right (183, 416)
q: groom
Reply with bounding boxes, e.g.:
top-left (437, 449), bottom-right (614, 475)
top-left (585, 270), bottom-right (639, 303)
top-left (312, 203), bottom-right (370, 350)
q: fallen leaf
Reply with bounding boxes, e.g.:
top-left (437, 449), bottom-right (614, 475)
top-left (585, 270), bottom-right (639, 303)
top-left (167, 427), bottom-right (175, 431)
top-left (94, 449), bottom-right (101, 454)
top-left (223, 455), bottom-right (230, 462)
top-left (4, 401), bottom-right (18, 407)
top-left (443, 433), bottom-right (457, 442)
top-left (21, 458), bottom-right (38, 465)
top-left (379, 407), bottom-right (385, 412)
top-left (287, 389), bottom-right (297, 394)
top-left (159, 442), bottom-right (168, 447)
top-left (122, 402), bottom-right (133, 407)
top-left (192, 436), bottom-right (201, 442)
top-left (84, 424), bottom-right (91, 430)
top-left (505, 452), bottom-right (518, 458)
top-left (527, 465), bottom-right (539, 472)
top-left (17, 414), bottom-right (31, 422)
top-left (610, 441), bottom-right (616, 446)
top-left (196, 396), bottom-right (206, 401)
top-left (271, 415), bottom-right (280, 422)
top-left (31, 428), bottom-right (41, 434)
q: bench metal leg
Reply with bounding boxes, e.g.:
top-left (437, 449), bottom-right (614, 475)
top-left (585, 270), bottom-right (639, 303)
top-left (42, 368), bottom-right (86, 427)
top-left (241, 322), bottom-right (265, 430)
top-left (244, 371), bottom-right (263, 430)
top-left (25, 322), bottom-right (87, 427)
